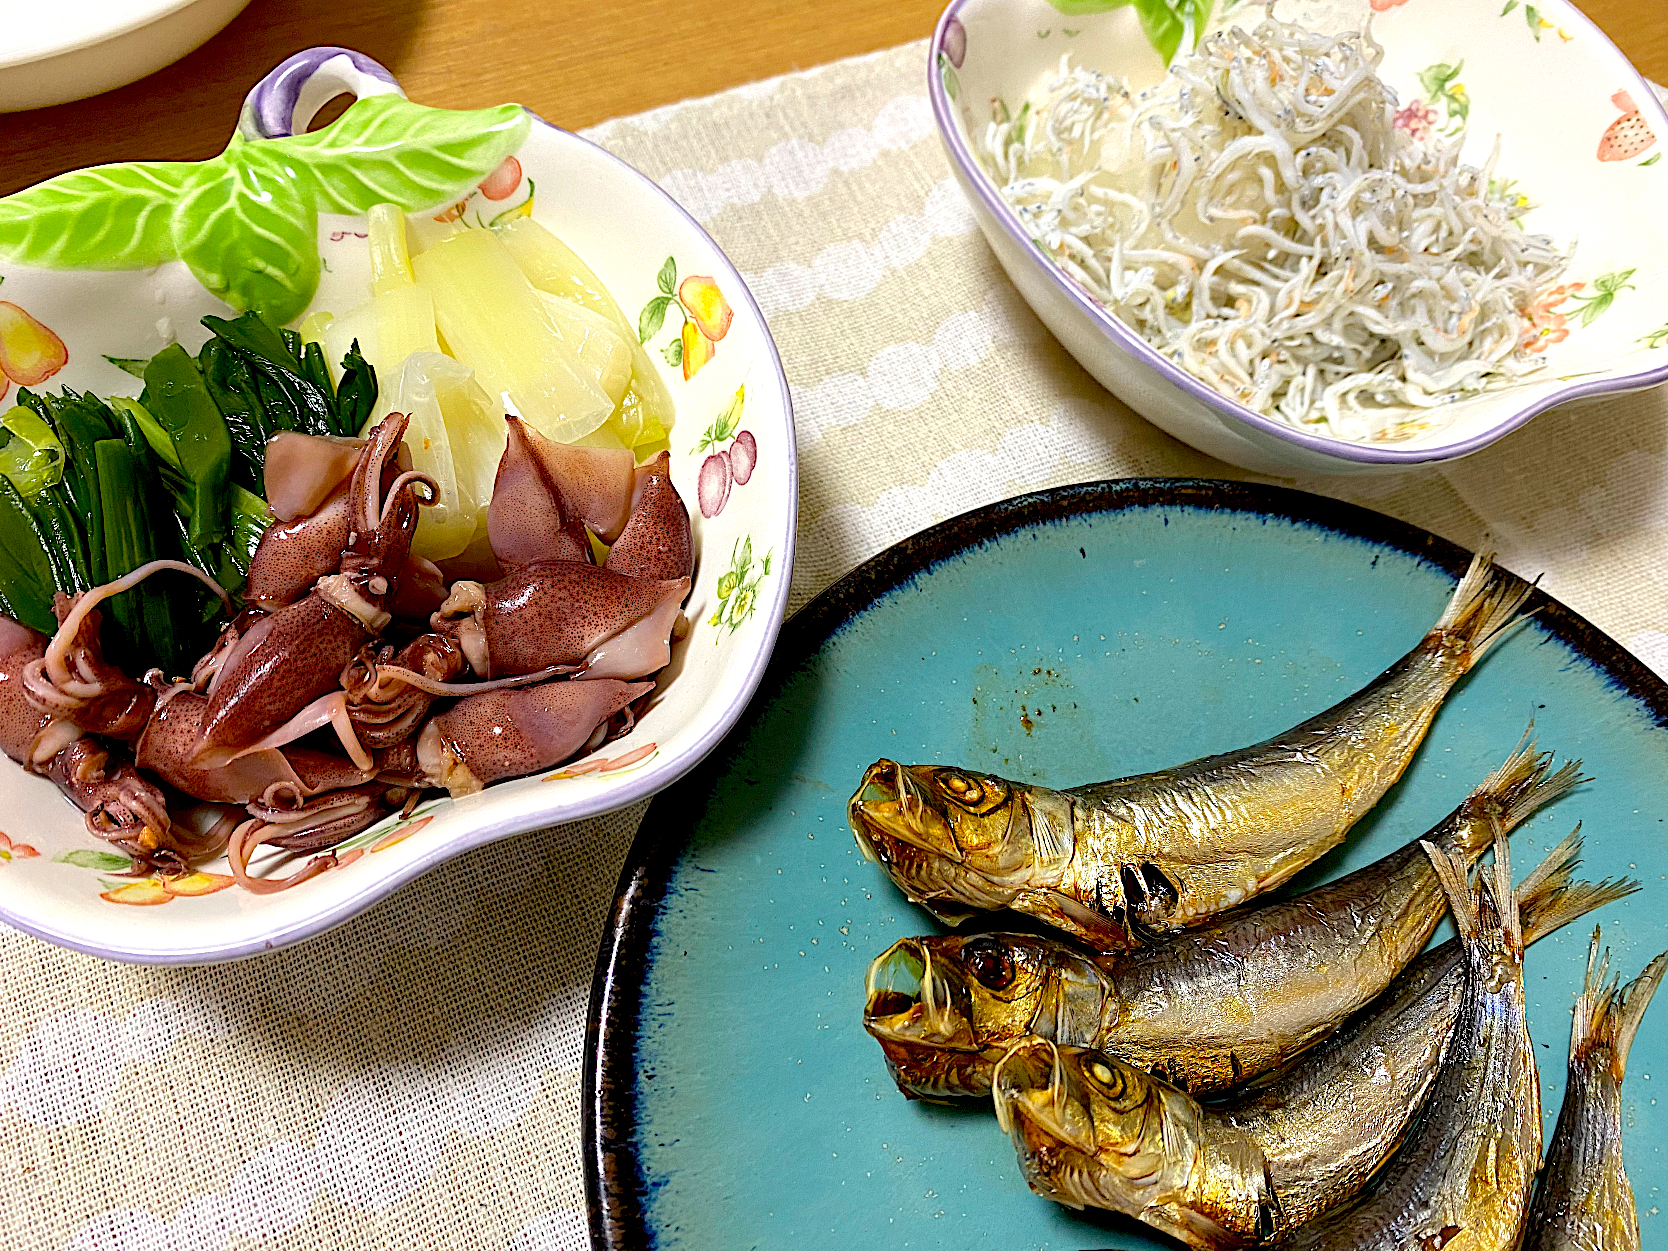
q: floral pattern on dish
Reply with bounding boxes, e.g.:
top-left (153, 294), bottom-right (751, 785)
top-left (0, 831), bottom-right (39, 862)
top-left (1392, 100), bottom-right (1441, 142)
top-left (1523, 270), bottom-right (1635, 353)
top-left (332, 809), bottom-right (440, 857)
top-left (709, 537), bottom-right (771, 635)
top-left (940, 15), bottom-right (967, 99)
top-left (54, 849), bottom-right (234, 906)
top-left (59, 806), bottom-right (445, 906)
top-left (1392, 64), bottom-right (1468, 142)
top-left (99, 872), bottom-right (236, 906)
top-left (638, 257), bottom-right (733, 380)
top-left (1499, 0), bottom-right (1574, 42)
top-left (546, 743), bottom-right (658, 780)
top-left (434, 157), bottom-right (536, 227)
top-left (695, 385), bottom-right (755, 518)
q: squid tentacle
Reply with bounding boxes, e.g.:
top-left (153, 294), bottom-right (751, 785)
top-left (43, 562), bottom-right (230, 688)
top-left (226, 784), bottom-right (401, 892)
top-left (193, 413), bottom-right (435, 768)
top-left (226, 820), bottom-right (339, 895)
top-left (26, 575), bottom-right (226, 741)
top-left (341, 634), bottom-right (471, 750)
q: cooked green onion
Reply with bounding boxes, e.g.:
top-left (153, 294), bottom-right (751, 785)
top-left (0, 474), bottom-right (57, 633)
top-left (142, 344), bottom-right (232, 550)
top-left (107, 396), bottom-right (182, 471)
top-left (0, 405), bottom-right (65, 498)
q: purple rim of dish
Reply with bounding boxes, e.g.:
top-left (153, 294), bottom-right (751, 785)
top-left (0, 81), bottom-right (798, 966)
top-left (240, 45), bottom-right (400, 139)
top-left (927, 0), bottom-right (1668, 466)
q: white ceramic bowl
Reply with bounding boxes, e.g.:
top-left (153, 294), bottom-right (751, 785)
top-left (0, 49), bottom-right (796, 962)
top-left (0, 0), bottom-right (252, 113)
top-left (930, 0), bottom-right (1668, 474)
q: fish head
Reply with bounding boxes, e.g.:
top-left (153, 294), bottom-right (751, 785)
top-left (991, 1037), bottom-right (1100, 1152)
top-left (848, 761), bottom-right (1073, 919)
top-left (993, 1040), bottom-right (1178, 1211)
top-left (863, 932), bottom-right (1106, 1098)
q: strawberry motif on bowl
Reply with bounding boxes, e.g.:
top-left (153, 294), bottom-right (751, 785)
top-left (1598, 90), bottom-right (1658, 161)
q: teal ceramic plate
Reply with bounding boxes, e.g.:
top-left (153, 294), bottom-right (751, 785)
top-left (586, 479), bottom-right (1668, 1250)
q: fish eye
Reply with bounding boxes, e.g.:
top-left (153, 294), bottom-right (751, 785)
top-left (939, 770), bottom-right (982, 802)
top-left (935, 769), bottom-right (1009, 814)
top-left (963, 936), bottom-right (1015, 990)
top-left (1081, 1057), bottom-right (1145, 1109)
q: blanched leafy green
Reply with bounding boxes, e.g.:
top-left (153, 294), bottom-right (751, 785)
top-left (0, 308), bottom-right (379, 668)
top-left (0, 476), bottom-right (57, 632)
top-left (141, 345), bottom-right (232, 550)
top-left (0, 406), bottom-right (66, 497)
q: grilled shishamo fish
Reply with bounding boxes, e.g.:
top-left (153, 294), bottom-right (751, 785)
top-left (849, 554), bottom-right (1534, 950)
top-left (1222, 836), bottom-right (1631, 1231)
top-left (865, 737), bottom-right (1576, 1098)
top-left (993, 1037), bottom-right (1281, 1249)
top-left (1285, 839), bottom-right (1544, 1250)
top-left (987, 840), bottom-right (1630, 1247)
top-left (1522, 930), bottom-right (1668, 1251)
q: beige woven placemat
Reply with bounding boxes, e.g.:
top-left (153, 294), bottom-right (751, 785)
top-left (3, 40), bottom-right (1665, 1251)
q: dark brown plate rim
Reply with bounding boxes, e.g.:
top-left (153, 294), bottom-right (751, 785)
top-left (583, 476), bottom-right (1668, 1249)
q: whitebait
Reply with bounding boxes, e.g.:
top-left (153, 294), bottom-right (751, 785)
top-left (977, 15), bottom-right (1570, 441)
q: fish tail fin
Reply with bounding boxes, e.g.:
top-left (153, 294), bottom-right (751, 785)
top-left (1445, 727), bottom-right (1585, 859)
top-left (1433, 552), bottom-right (1538, 667)
top-left (1484, 831), bottom-right (1524, 956)
top-left (1515, 826), bottom-right (1640, 946)
top-left (1427, 834), bottom-right (1523, 956)
top-left (1424, 838), bottom-right (1480, 942)
top-left (1575, 927), bottom-right (1668, 1082)
top-left (1482, 723), bottom-right (1586, 834)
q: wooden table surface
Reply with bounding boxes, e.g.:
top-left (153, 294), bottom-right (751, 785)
top-left (2, 0), bottom-right (1665, 197)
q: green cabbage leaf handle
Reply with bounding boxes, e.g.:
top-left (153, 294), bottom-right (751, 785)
top-left (1044, 0), bottom-right (1215, 64)
top-left (0, 163), bottom-right (188, 271)
top-left (282, 95), bottom-right (530, 214)
top-left (0, 96), bottom-right (530, 325)
top-left (172, 142), bottom-right (323, 325)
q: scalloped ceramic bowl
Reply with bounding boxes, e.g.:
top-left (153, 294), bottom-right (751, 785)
top-left (930, 0), bottom-right (1668, 474)
top-left (0, 49), bottom-right (795, 963)
top-left (0, 0), bottom-right (253, 112)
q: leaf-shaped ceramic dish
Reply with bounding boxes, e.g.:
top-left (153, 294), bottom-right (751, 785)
top-left (0, 48), bottom-right (795, 964)
top-left (929, 0), bottom-right (1668, 474)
